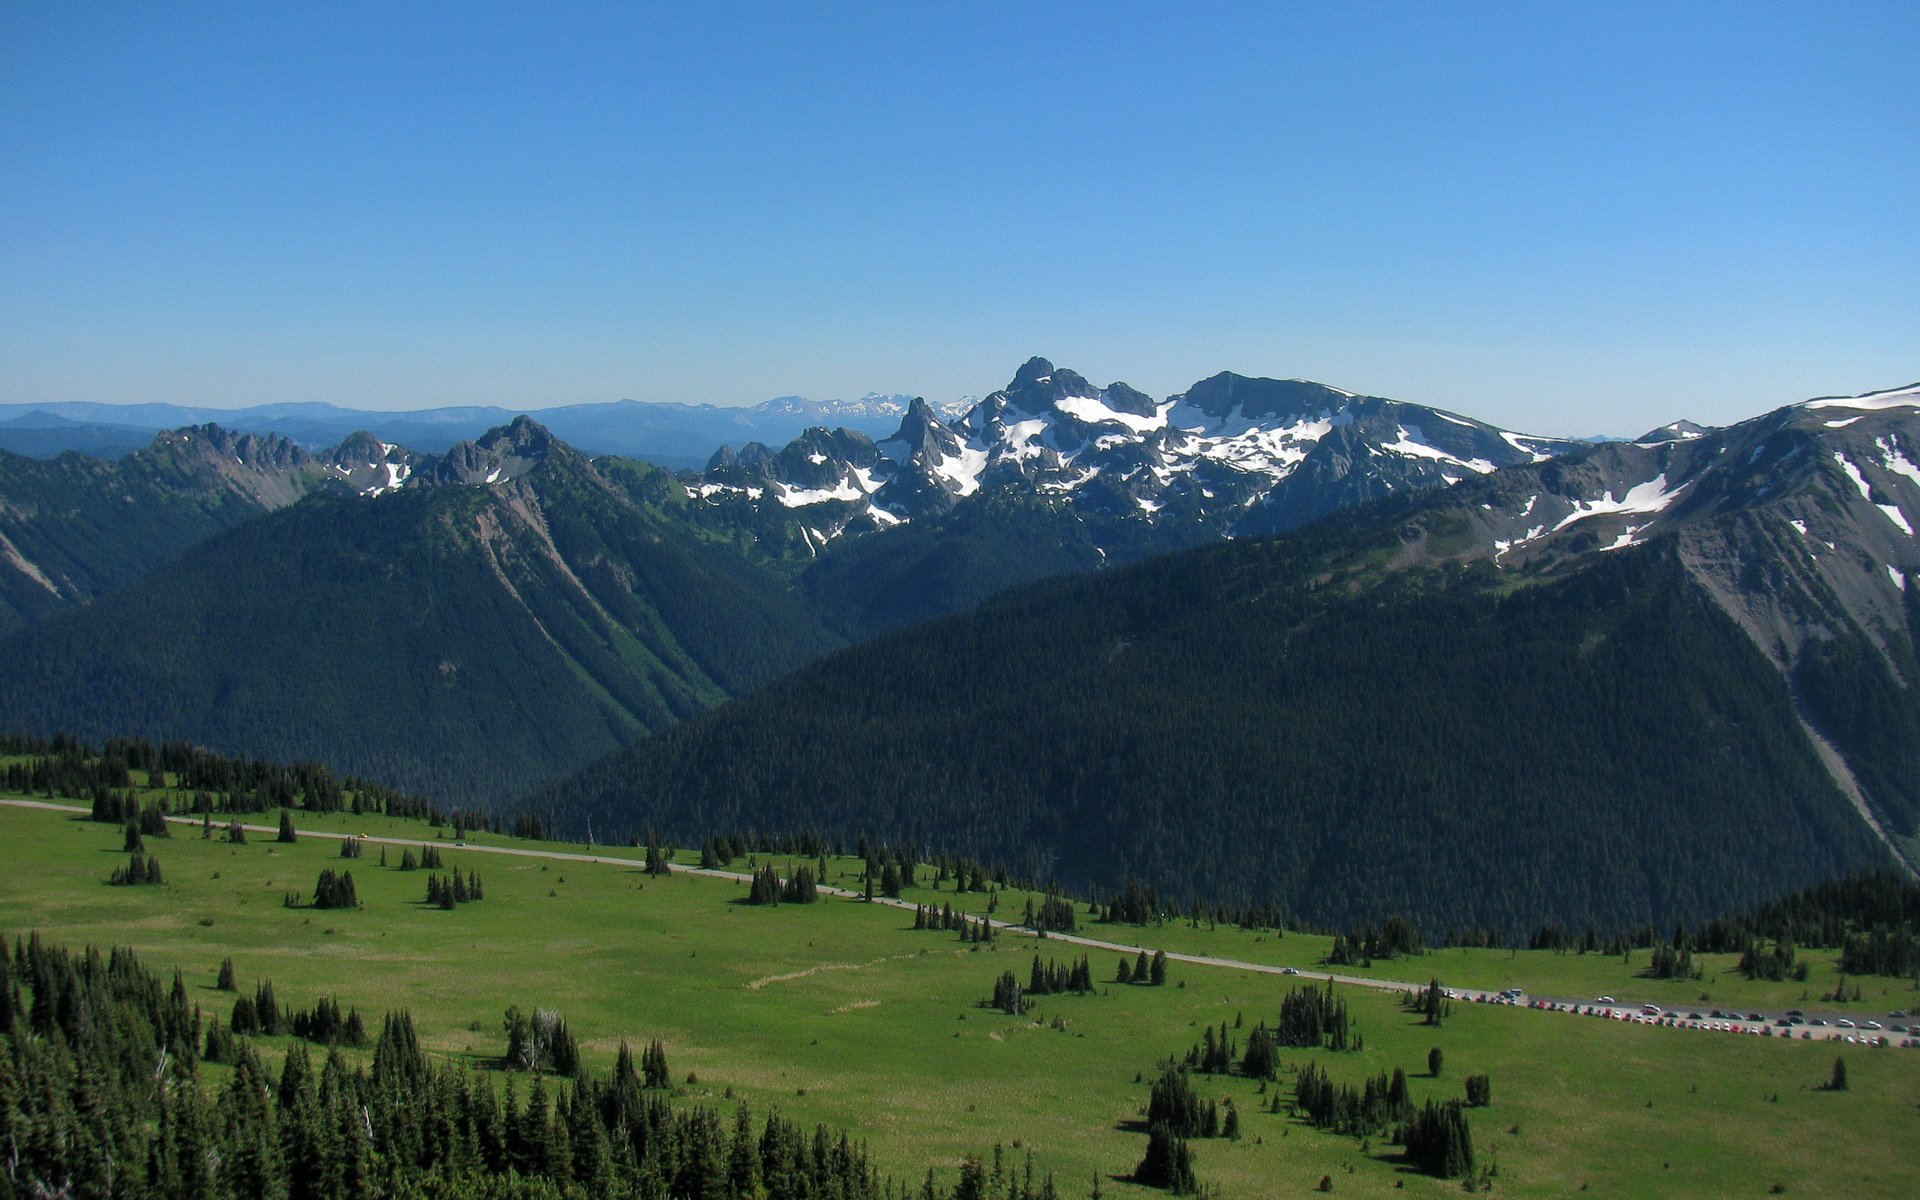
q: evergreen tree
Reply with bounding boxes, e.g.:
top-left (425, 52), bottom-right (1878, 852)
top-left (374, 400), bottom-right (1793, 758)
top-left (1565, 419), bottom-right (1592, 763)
top-left (1133, 1121), bottom-right (1198, 1192)
top-left (1399, 1099), bottom-right (1475, 1178)
top-left (1464, 1073), bottom-right (1492, 1107)
top-left (642, 1038), bottom-right (671, 1088)
top-left (990, 970), bottom-right (1029, 1015)
top-left (1241, 1025), bottom-right (1278, 1080)
top-left (313, 869), bottom-right (358, 909)
top-left (747, 863), bottom-right (783, 906)
top-left (277, 810), bottom-right (297, 843)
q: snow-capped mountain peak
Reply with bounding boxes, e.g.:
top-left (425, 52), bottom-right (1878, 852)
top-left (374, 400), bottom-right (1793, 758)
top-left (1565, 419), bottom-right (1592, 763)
top-left (688, 357), bottom-right (1585, 554)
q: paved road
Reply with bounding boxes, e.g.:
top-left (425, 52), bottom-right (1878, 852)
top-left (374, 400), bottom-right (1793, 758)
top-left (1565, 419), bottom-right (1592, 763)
top-left (4, 796), bottom-right (1913, 1050)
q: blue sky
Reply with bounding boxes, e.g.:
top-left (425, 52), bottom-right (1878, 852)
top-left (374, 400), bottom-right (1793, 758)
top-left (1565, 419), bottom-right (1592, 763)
top-left (2, 2), bottom-right (1913, 435)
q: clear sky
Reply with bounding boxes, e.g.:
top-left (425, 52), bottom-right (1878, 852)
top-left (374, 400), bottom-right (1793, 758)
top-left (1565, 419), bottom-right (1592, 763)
top-left (2, 2), bottom-right (1913, 436)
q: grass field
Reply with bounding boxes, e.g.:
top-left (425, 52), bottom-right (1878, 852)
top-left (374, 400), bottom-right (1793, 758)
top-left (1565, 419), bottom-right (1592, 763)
top-left (2, 797), bottom-right (1917, 1197)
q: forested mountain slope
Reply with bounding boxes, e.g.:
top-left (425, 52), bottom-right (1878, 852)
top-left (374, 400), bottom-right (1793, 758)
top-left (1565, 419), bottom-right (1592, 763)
top-left (0, 419), bottom-right (839, 802)
top-left (528, 386), bottom-right (1920, 936)
top-left (0, 424), bottom-right (385, 633)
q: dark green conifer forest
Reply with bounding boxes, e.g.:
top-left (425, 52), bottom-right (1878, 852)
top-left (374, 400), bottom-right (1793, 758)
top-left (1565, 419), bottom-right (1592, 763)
top-left (530, 537), bottom-right (1890, 937)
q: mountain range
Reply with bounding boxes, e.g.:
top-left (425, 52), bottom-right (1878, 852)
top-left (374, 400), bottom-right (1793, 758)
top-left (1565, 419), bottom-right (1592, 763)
top-left (526, 380), bottom-right (1920, 934)
top-left (698, 357), bottom-right (1588, 635)
top-left (0, 360), bottom-right (1914, 932)
top-left (0, 357), bottom-right (1603, 801)
top-left (0, 418), bottom-right (839, 800)
top-left (701, 357), bottom-right (1580, 540)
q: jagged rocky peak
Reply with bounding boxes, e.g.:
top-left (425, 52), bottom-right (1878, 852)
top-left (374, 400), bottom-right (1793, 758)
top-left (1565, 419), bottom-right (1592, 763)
top-left (328, 430), bottom-right (392, 463)
top-left (890, 396), bottom-right (939, 435)
top-left (430, 415), bottom-right (565, 487)
top-left (772, 427), bottom-right (880, 487)
top-left (882, 398), bottom-right (963, 458)
top-left (982, 357), bottom-right (1161, 426)
top-left (1000, 357), bottom-right (1103, 413)
top-left (480, 413), bottom-right (561, 456)
top-left (316, 430), bottom-right (417, 497)
top-left (155, 423), bottom-right (309, 470)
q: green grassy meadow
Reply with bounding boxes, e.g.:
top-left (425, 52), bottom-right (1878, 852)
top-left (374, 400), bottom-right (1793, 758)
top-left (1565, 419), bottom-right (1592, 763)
top-left (2, 797), bottom-right (1917, 1197)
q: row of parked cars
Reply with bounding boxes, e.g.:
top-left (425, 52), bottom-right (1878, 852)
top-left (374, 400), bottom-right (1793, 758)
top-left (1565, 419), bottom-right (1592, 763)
top-left (1375, 982), bottom-right (1919, 1046)
top-left (1452, 994), bottom-right (1920, 1046)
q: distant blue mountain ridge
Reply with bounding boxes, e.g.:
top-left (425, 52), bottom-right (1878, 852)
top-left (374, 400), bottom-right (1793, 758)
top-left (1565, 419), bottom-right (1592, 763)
top-left (0, 393), bottom-right (967, 469)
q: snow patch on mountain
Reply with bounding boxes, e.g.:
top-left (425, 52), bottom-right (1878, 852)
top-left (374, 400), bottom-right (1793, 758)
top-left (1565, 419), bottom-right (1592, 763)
top-left (1877, 438), bottom-right (1920, 485)
top-left (932, 445), bottom-right (989, 496)
top-left (1804, 384), bottom-right (1920, 412)
top-left (1834, 453), bottom-right (1875, 503)
top-left (1500, 431), bottom-right (1558, 462)
top-left (1055, 394), bottom-right (1173, 434)
top-left (777, 477), bottom-right (865, 507)
top-left (358, 458), bottom-right (413, 497)
top-left (1600, 523), bottom-right (1650, 551)
top-left (1551, 474), bottom-right (1685, 531)
top-left (1383, 426), bottom-right (1497, 474)
top-left (1493, 525), bottom-right (1549, 562)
